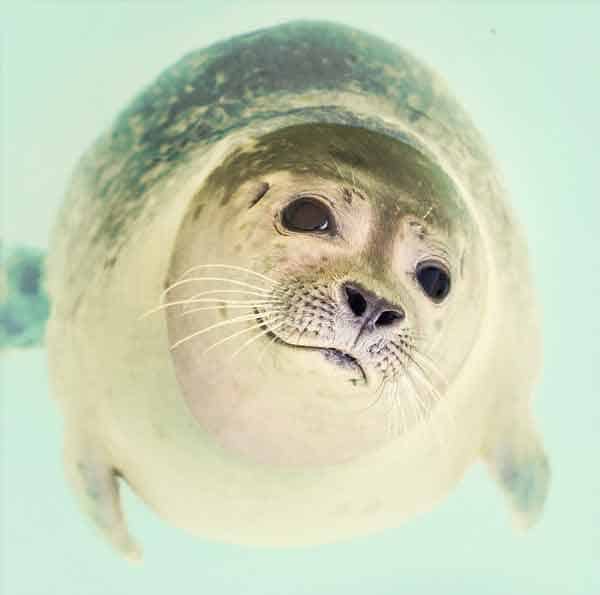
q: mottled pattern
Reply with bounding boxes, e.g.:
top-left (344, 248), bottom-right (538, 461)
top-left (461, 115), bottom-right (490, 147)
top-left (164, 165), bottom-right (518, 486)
top-left (105, 18), bottom-right (442, 208)
top-left (50, 20), bottom-right (507, 314)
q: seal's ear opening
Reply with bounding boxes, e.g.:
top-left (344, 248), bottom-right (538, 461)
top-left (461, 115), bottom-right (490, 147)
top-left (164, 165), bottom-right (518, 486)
top-left (482, 407), bottom-right (551, 529)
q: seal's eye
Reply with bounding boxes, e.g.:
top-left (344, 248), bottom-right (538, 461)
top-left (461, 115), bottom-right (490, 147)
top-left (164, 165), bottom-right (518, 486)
top-left (281, 197), bottom-right (333, 233)
top-left (416, 262), bottom-right (451, 302)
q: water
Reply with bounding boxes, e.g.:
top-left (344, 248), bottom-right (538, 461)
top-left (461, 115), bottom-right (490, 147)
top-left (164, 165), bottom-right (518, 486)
top-left (2, 2), bottom-right (598, 594)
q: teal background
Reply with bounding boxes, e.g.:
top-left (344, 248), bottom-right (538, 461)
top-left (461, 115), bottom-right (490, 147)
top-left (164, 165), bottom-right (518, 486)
top-left (2, 2), bottom-right (598, 593)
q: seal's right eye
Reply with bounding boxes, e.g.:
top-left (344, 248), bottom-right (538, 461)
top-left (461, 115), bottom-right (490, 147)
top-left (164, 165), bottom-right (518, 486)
top-left (281, 197), bottom-right (334, 233)
top-left (416, 261), bottom-right (451, 302)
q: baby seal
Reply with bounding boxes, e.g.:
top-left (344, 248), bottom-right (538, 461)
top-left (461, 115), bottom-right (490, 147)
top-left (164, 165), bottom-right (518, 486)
top-left (46, 21), bottom-right (550, 559)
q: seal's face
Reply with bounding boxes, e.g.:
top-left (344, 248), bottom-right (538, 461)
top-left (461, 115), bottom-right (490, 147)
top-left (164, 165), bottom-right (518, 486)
top-left (166, 124), bottom-right (487, 466)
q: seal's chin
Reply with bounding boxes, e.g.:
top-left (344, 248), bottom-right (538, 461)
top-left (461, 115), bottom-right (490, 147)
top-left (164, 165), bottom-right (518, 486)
top-left (255, 311), bottom-right (367, 383)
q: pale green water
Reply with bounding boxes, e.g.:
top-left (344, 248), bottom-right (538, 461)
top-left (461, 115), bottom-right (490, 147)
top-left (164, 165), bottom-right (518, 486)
top-left (2, 2), bottom-right (599, 594)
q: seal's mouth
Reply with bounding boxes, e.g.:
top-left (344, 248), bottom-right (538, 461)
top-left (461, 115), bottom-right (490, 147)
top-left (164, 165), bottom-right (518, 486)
top-left (321, 348), bottom-right (360, 369)
top-left (254, 310), bottom-right (367, 385)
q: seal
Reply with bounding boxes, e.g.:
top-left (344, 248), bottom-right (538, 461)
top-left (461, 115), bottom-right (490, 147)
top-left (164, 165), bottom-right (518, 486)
top-left (46, 21), bottom-right (550, 560)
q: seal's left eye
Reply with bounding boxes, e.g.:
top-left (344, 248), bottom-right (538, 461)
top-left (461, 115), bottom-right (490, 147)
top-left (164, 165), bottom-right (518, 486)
top-left (281, 197), bottom-right (332, 233)
top-left (416, 262), bottom-right (451, 302)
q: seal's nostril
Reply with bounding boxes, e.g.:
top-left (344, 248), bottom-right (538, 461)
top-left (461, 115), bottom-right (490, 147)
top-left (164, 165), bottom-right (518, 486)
top-left (375, 309), bottom-right (405, 327)
top-left (343, 282), bottom-right (404, 325)
top-left (345, 286), bottom-right (368, 317)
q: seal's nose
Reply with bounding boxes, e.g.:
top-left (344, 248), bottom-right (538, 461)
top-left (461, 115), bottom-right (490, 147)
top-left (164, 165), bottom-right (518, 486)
top-left (343, 282), bottom-right (405, 328)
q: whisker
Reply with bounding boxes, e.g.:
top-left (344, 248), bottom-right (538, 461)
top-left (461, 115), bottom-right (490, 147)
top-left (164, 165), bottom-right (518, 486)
top-left (403, 366), bottom-right (426, 437)
top-left (228, 318), bottom-right (289, 362)
top-left (140, 297), bottom-right (281, 318)
top-left (407, 366), bottom-right (430, 419)
top-left (402, 353), bottom-right (450, 449)
top-left (382, 381), bottom-right (397, 437)
top-left (182, 304), bottom-right (284, 317)
top-left (410, 348), bottom-right (449, 390)
top-left (402, 351), bottom-right (440, 410)
top-left (162, 276), bottom-right (273, 298)
top-left (255, 327), bottom-right (283, 367)
top-left (410, 349), bottom-right (455, 445)
top-left (404, 350), bottom-right (447, 410)
top-left (185, 298), bottom-right (281, 306)
top-left (170, 312), bottom-right (265, 350)
top-left (392, 377), bottom-right (408, 438)
top-left (382, 373), bottom-right (406, 438)
top-left (360, 374), bottom-right (388, 413)
top-left (140, 298), bottom-right (204, 319)
top-left (179, 263), bottom-right (280, 286)
top-left (186, 288), bottom-right (281, 301)
top-left (398, 376), bottom-right (409, 436)
top-left (294, 315), bottom-right (315, 344)
top-left (202, 314), bottom-right (285, 355)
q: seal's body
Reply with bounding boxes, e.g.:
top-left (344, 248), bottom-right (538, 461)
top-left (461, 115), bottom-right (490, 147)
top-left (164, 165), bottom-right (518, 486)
top-left (47, 21), bottom-right (549, 560)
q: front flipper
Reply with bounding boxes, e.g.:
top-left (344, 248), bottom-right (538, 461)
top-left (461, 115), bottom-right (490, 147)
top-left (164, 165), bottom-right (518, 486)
top-left (64, 431), bottom-right (142, 561)
top-left (482, 405), bottom-right (551, 528)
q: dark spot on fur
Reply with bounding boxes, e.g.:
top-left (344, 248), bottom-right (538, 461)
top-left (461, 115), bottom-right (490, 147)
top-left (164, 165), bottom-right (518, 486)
top-left (407, 107), bottom-right (429, 123)
top-left (70, 293), bottom-right (83, 317)
top-left (329, 146), bottom-right (365, 170)
top-left (193, 202), bottom-right (205, 220)
top-left (249, 182), bottom-right (270, 208)
top-left (104, 256), bottom-right (117, 270)
top-left (342, 186), bottom-right (352, 204)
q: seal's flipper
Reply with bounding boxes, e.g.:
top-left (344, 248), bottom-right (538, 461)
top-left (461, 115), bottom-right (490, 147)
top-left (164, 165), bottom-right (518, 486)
top-left (483, 407), bottom-right (550, 528)
top-left (64, 433), bottom-right (142, 561)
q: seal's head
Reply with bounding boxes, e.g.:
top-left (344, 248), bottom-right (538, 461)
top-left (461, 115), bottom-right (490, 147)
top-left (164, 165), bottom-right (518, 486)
top-left (166, 123), bottom-right (487, 466)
